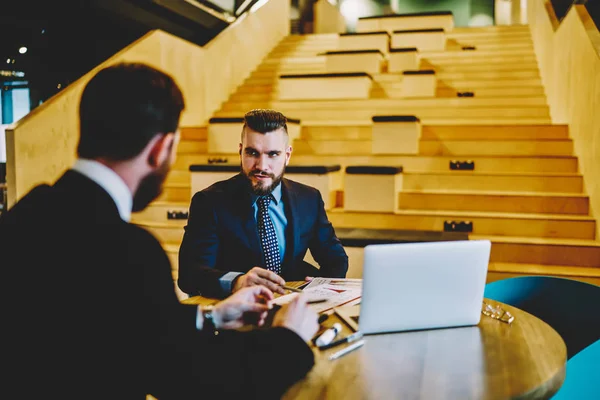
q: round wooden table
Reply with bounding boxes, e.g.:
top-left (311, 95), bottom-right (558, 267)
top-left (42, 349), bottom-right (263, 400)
top-left (183, 283), bottom-right (567, 399)
top-left (283, 300), bottom-right (566, 400)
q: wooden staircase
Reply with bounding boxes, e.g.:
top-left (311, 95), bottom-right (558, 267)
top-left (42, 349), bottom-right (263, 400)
top-left (132, 24), bottom-right (600, 286)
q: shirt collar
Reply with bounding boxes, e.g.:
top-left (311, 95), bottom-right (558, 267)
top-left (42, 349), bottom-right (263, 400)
top-left (71, 158), bottom-right (133, 222)
top-left (250, 181), bottom-right (283, 206)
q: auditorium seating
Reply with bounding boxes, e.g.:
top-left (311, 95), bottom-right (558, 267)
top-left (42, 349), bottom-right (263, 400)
top-left (130, 12), bottom-right (600, 287)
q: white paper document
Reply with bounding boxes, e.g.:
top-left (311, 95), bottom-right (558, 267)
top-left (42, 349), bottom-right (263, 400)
top-left (273, 278), bottom-right (363, 313)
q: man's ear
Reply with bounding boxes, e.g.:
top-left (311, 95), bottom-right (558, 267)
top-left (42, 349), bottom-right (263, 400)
top-left (148, 133), bottom-right (176, 168)
top-left (285, 145), bottom-right (292, 166)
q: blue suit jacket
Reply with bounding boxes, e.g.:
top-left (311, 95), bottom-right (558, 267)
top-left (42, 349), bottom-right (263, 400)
top-left (178, 173), bottom-right (348, 298)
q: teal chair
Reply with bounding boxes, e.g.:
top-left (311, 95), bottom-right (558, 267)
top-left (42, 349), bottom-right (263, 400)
top-left (483, 276), bottom-right (600, 360)
top-left (552, 339), bottom-right (600, 399)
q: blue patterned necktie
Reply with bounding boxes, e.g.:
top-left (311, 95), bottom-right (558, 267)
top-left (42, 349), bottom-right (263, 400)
top-left (257, 195), bottom-right (282, 275)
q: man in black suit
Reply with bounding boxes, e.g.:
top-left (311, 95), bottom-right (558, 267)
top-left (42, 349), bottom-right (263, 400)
top-left (0, 64), bottom-right (318, 399)
top-left (178, 109), bottom-right (348, 299)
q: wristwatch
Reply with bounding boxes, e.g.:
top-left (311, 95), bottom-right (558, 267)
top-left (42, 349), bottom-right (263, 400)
top-left (201, 305), bottom-right (219, 335)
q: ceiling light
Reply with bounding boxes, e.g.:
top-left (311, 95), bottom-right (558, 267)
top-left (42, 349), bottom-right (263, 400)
top-left (19, 47), bottom-right (28, 54)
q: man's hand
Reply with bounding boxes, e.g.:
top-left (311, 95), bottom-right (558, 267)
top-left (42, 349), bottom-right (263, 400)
top-left (272, 294), bottom-right (319, 343)
top-left (213, 286), bottom-right (274, 329)
top-left (233, 266), bottom-right (286, 295)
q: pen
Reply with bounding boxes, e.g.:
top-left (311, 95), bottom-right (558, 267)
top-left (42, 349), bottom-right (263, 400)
top-left (328, 339), bottom-right (365, 361)
top-left (315, 323), bottom-right (342, 347)
top-left (318, 331), bottom-right (363, 350)
top-left (282, 285), bottom-right (302, 293)
top-left (307, 298), bottom-right (327, 304)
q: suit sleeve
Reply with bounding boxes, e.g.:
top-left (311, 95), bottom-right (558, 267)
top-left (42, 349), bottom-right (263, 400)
top-left (178, 190), bottom-right (230, 298)
top-left (138, 228), bottom-right (315, 400)
top-left (308, 191), bottom-right (349, 278)
top-left (172, 327), bottom-right (315, 399)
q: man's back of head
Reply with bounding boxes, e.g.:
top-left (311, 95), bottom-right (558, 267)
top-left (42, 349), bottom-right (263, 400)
top-left (0, 62), bottom-right (188, 398)
top-left (78, 62), bottom-right (185, 161)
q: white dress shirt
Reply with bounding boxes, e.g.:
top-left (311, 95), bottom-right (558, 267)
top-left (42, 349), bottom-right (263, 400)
top-left (72, 159), bottom-right (133, 222)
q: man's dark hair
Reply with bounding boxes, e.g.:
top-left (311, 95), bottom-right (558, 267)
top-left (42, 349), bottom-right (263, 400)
top-left (78, 62), bottom-right (185, 161)
top-left (242, 109), bottom-right (288, 138)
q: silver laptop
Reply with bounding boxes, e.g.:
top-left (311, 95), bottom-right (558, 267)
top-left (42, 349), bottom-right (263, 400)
top-left (355, 239), bottom-right (491, 335)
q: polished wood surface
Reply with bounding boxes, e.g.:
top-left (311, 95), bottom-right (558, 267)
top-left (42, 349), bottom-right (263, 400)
top-left (184, 283), bottom-right (566, 399)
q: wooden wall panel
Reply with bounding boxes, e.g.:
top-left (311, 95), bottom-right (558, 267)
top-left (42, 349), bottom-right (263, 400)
top-left (5, 0), bottom-right (289, 208)
top-left (529, 2), bottom-right (600, 238)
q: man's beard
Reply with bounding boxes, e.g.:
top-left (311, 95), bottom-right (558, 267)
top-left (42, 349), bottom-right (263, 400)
top-left (243, 164), bottom-right (285, 196)
top-left (132, 159), bottom-right (170, 212)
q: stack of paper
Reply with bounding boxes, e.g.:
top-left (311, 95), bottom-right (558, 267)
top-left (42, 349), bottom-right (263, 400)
top-left (274, 278), bottom-right (362, 313)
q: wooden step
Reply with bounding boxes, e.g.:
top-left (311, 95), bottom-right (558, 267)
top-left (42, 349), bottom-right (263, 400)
top-left (233, 79), bottom-right (545, 95)
top-left (292, 138), bottom-right (572, 156)
top-left (299, 118), bottom-right (556, 125)
top-left (292, 139), bottom-right (369, 155)
top-left (177, 140), bottom-right (207, 154)
top-left (398, 190), bottom-right (589, 215)
top-left (387, 78), bottom-right (544, 89)
top-left (420, 139), bottom-right (573, 156)
top-left (272, 36), bottom-right (534, 51)
top-left (445, 35), bottom-right (533, 43)
top-left (301, 126), bottom-right (372, 140)
top-left (214, 108), bottom-right (551, 121)
top-left (181, 127), bottom-right (207, 141)
top-left (421, 55), bottom-right (538, 65)
top-left (252, 67), bottom-right (543, 79)
top-left (421, 124), bottom-right (568, 140)
top-left (173, 154), bottom-right (578, 174)
top-left (250, 69), bottom-right (541, 80)
top-left (450, 25), bottom-right (530, 33)
top-left (165, 169), bottom-right (192, 185)
top-left (156, 183), bottom-right (190, 202)
top-left (244, 74), bottom-right (543, 86)
top-left (229, 87), bottom-right (547, 101)
top-left (222, 97), bottom-right (548, 110)
top-left (236, 79), bottom-right (545, 93)
top-left (376, 87), bottom-right (547, 98)
top-left (134, 208), bottom-right (597, 244)
top-left (472, 235), bottom-right (600, 268)
top-left (399, 71), bottom-right (541, 81)
top-left (328, 209), bottom-right (595, 240)
top-left (300, 124), bottom-right (569, 141)
top-left (401, 171), bottom-right (582, 193)
top-left (405, 49), bottom-right (536, 59)
top-left (132, 201), bottom-right (189, 222)
top-left (443, 42), bottom-right (534, 52)
top-left (416, 63), bottom-right (540, 73)
top-left (254, 67), bottom-right (543, 82)
top-left (151, 229), bottom-right (600, 284)
top-left (259, 55), bottom-right (538, 69)
top-left (267, 45), bottom-right (535, 58)
top-left (447, 29), bottom-right (531, 37)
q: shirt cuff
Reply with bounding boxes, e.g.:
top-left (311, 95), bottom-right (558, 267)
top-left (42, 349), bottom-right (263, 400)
top-left (196, 306), bottom-right (203, 331)
top-left (219, 271), bottom-right (244, 294)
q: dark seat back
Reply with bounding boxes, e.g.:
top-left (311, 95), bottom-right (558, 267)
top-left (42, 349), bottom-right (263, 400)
top-left (484, 276), bottom-right (600, 359)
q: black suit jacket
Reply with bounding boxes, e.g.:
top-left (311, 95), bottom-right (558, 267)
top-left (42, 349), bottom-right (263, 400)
top-left (178, 173), bottom-right (349, 298)
top-left (0, 170), bottom-right (314, 399)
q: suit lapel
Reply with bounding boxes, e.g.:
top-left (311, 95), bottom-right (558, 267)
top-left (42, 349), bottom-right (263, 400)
top-left (283, 179), bottom-right (300, 260)
top-left (232, 174), bottom-right (262, 256)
